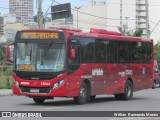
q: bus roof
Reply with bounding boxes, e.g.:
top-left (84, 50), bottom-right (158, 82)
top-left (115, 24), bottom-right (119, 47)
top-left (19, 28), bottom-right (153, 43)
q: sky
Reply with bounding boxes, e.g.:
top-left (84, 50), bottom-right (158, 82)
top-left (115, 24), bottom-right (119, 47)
top-left (0, 0), bottom-right (88, 15)
top-left (1, 0), bottom-right (160, 41)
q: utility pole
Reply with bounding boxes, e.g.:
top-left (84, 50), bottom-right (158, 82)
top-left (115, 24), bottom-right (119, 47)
top-left (146, 0), bottom-right (149, 38)
top-left (37, 0), bottom-right (43, 28)
top-left (75, 7), bottom-right (81, 28)
top-left (125, 17), bottom-right (129, 32)
top-left (120, 0), bottom-right (123, 28)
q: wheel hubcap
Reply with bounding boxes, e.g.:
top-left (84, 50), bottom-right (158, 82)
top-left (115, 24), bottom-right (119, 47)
top-left (127, 85), bottom-right (131, 97)
top-left (80, 88), bottom-right (86, 100)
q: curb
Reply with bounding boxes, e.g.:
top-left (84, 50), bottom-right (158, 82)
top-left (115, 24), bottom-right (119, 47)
top-left (0, 94), bottom-right (13, 97)
top-left (0, 89), bottom-right (13, 97)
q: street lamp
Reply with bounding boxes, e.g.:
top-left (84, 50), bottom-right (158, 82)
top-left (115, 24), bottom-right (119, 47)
top-left (75, 7), bottom-right (81, 28)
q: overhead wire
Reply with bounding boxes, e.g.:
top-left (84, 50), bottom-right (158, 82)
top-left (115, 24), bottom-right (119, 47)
top-left (53, 0), bottom-right (137, 21)
top-left (52, 0), bottom-right (160, 34)
top-left (1, 0), bottom-right (160, 33)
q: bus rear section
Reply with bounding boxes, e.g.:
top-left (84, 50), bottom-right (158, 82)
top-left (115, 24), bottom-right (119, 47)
top-left (152, 60), bottom-right (160, 89)
top-left (6, 28), bottom-right (154, 104)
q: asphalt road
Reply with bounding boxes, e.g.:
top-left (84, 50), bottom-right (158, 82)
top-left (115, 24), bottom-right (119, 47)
top-left (1, 88), bottom-right (160, 120)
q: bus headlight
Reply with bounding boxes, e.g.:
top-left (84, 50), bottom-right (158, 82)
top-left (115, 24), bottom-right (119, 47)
top-left (52, 79), bottom-right (65, 89)
top-left (59, 79), bottom-right (65, 86)
top-left (13, 79), bottom-right (19, 87)
top-left (53, 83), bottom-right (59, 89)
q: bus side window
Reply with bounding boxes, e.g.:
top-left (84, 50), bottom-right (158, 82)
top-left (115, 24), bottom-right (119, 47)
top-left (147, 43), bottom-right (152, 64)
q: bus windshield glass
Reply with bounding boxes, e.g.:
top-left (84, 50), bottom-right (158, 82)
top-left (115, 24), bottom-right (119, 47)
top-left (16, 43), bottom-right (66, 72)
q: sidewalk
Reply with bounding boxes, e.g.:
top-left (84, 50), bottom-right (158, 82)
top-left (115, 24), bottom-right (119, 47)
top-left (0, 89), bottom-right (13, 96)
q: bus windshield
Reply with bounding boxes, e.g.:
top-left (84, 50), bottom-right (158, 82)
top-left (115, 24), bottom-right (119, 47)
top-left (16, 43), bottom-right (66, 72)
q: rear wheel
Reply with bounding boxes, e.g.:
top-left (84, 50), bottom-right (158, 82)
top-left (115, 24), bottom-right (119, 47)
top-left (33, 98), bottom-right (45, 104)
top-left (90, 95), bottom-right (96, 101)
top-left (152, 80), bottom-right (156, 89)
top-left (115, 80), bottom-right (133, 100)
top-left (74, 83), bottom-right (88, 104)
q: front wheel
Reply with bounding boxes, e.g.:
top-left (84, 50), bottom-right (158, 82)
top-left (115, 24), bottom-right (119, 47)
top-left (33, 98), bottom-right (45, 104)
top-left (74, 83), bottom-right (88, 104)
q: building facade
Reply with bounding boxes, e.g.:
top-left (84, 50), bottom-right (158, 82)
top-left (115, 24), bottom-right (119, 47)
top-left (136, 0), bottom-right (149, 37)
top-left (107, 0), bottom-right (148, 37)
top-left (9, 0), bottom-right (34, 22)
top-left (3, 14), bottom-right (17, 24)
top-left (73, 0), bottom-right (108, 29)
top-left (0, 16), bottom-right (4, 35)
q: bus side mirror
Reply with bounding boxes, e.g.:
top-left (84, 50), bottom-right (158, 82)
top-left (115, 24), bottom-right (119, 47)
top-left (6, 42), bottom-right (14, 63)
top-left (70, 48), bottom-right (76, 59)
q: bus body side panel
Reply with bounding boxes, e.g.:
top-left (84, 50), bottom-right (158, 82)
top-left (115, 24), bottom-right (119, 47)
top-left (67, 63), bottom-right (153, 97)
top-left (103, 63), bottom-right (153, 94)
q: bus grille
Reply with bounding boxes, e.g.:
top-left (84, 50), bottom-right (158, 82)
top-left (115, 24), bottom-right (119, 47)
top-left (19, 86), bottom-right (52, 93)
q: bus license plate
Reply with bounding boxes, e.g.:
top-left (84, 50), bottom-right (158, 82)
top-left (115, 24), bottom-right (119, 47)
top-left (30, 89), bottom-right (39, 93)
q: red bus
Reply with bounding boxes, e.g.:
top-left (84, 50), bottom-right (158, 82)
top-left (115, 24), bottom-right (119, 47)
top-left (6, 28), bottom-right (154, 104)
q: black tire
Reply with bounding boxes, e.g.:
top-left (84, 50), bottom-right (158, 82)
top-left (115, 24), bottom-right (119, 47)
top-left (114, 94), bottom-right (123, 100)
top-left (90, 95), bottom-right (96, 101)
top-left (115, 80), bottom-right (133, 100)
top-left (152, 80), bottom-right (156, 89)
top-left (74, 83), bottom-right (88, 104)
top-left (33, 98), bottom-right (45, 104)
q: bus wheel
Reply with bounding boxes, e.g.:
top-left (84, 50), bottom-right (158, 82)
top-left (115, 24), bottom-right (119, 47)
top-left (152, 80), bottom-right (156, 89)
top-left (123, 80), bottom-right (133, 100)
top-left (74, 83), bottom-right (87, 104)
top-left (115, 80), bottom-right (133, 100)
top-left (33, 98), bottom-right (45, 104)
top-left (114, 94), bottom-right (122, 100)
top-left (90, 95), bottom-right (96, 101)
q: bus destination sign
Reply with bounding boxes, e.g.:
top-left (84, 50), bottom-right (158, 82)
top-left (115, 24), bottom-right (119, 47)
top-left (18, 64), bottom-right (35, 71)
top-left (20, 32), bottom-right (59, 39)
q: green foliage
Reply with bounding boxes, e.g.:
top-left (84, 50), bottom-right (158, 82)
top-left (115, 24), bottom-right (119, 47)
top-left (154, 42), bottom-right (160, 68)
top-left (0, 78), bottom-right (12, 89)
top-left (0, 66), bottom-right (13, 89)
top-left (133, 29), bottom-right (143, 37)
top-left (118, 26), bottom-right (126, 36)
top-left (0, 42), bottom-right (11, 65)
top-left (118, 27), bottom-right (143, 37)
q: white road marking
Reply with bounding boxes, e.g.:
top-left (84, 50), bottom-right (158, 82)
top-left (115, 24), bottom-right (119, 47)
top-left (45, 107), bottom-right (63, 110)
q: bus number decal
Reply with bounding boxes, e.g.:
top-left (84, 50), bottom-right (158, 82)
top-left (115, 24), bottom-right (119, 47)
top-left (118, 70), bottom-right (133, 77)
top-left (92, 68), bottom-right (104, 76)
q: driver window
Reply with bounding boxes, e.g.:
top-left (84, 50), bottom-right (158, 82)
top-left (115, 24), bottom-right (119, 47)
top-left (68, 44), bottom-right (80, 73)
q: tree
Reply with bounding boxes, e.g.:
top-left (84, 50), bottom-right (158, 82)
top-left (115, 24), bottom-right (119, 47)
top-left (154, 42), bottom-right (160, 68)
top-left (0, 42), bottom-right (10, 65)
top-left (132, 29), bottom-right (143, 37)
top-left (118, 26), bottom-right (126, 36)
top-left (118, 26), bottom-right (143, 37)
